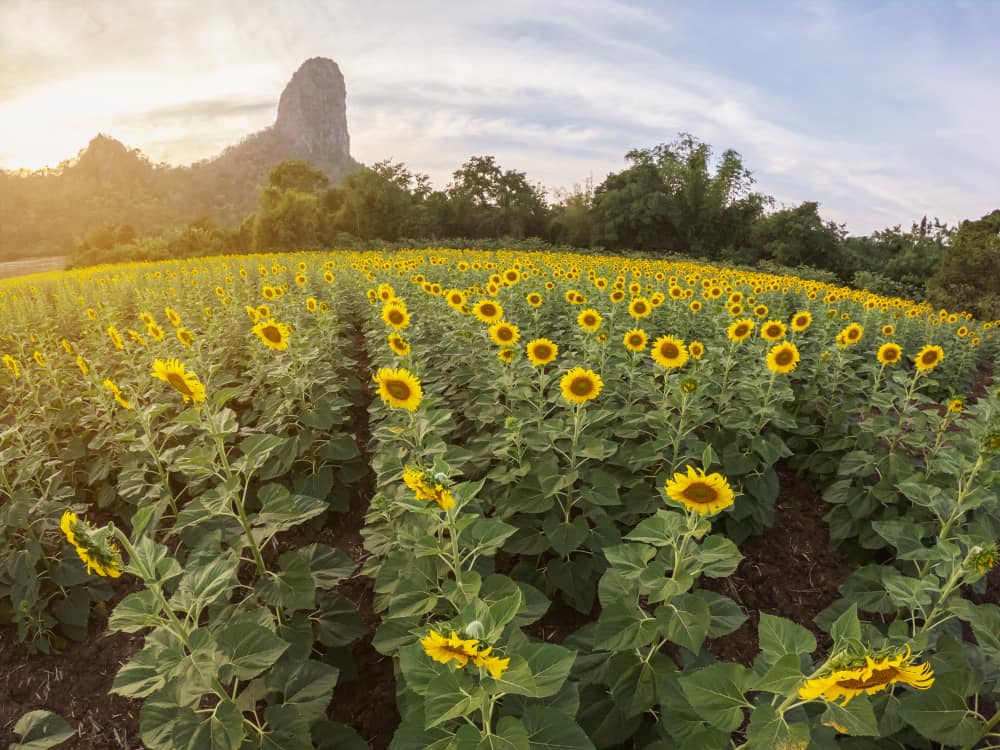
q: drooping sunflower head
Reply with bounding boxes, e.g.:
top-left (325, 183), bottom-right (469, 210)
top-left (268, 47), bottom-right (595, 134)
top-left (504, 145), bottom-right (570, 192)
top-left (75, 355), bottom-right (89, 376)
top-left (914, 344), bottom-right (944, 373)
top-left (3, 354), bottom-right (20, 378)
top-left (473, 299), bottom-right (504, 324)
top-left (577, 308), bottom-right (603, 332)
top-left (790, 311), bottom-right (813, 332)
top-left (103, 378), bottom-right (132, 409)
top-left (33, 350), bottom-right (46, 368)
top-left (651, 335), bottom-right (689, 369)
top-left (766, 341), bottom-right (801, 375)
top-left (623, 328), bottom-right (648, 352)
top-left (374, 367), bottom-right (423, 411)
top-left (665, 465), bottom-right (736, 516)
top-left (151, 358), bottom-right (207, 404)
top-left (146, 322), bottom-right (165, 342)
top-left (420, 630), bottom-right (480, 668)
top-left (560, 367), bottom-right (604, 405)
top-left (798, 646), bottom-right (934, 705)
top-left (877, 342), bottom-right (902, 366)
top-left (59, 510), bottom-right (123, 578)
top-left (727, 318), bottom-right (755, 344)
top-left (245, 305), bottom-right (259, 323)
top-left (489, 321), bottom-right (521, 347)
top-left (761, 320), bottom-right (787, 342)
top-left (967, 542), bottom-right (999, 575)
top-left (252, 319), bottom-right (292, 351)
top-left (526, 338), bottom-right (558, 367)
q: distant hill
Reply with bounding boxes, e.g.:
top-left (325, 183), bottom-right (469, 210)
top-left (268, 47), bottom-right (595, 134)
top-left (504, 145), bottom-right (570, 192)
top-left (0, 57), bottom-right (359, 259)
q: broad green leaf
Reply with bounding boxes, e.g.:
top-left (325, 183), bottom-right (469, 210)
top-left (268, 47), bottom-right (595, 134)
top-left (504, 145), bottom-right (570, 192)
top-left (477, 717), bottom-right (530, 750)
top-left (493, 642), bottom-right (575, 698)
top-left (423, 670), bottom-right (482, 729)
top-left (695, 590), bottom-right (746, 637)
top-left (112, 642), bottom-right (170, 698)
top-left (821, 695), bottom-right (879, 736)
top-left (678, 663), bottom-right (751, 732)
top-left (594, 602), bottom-right (658, 651)
top-left (313, 591), bottom-right (365, 647)
top-left (542, 515), bottom-right (589, 556)
top-left (625, 510), bottom-right (685, 546)
top-left (293, 543), bottom-right (356, 588)
top-left (829, 602), bottom-right (862, 642)
top-left (171, 699), bottom-right (244, 750)
top-left (692, 535), bottom-right (743, 578)
top-left (108, 589), bottom-right (162, 633)
top-left (756, 653), bottom-right (805, 695)
top-left (898, 674), bottom-right (985, 746)
top-left (311, 721), bottom-right (367, 750)
top-left (521, 706), bottom-right (596, 750)
top-left (172, 556), bottom-right (239, 614)
top-left (11, 710), bottom-right (75, 750)
top-left (603, 543), bottom-right (656, 578)
top-left (746, 705), bottom-right (810, 750)
top-left (215, 623), bottom-right (289, 681)
top-left (257, 552), bottom-right (317, 611)
top-left (267, 658), bottom-right (339, 722)
top-left (656, 594), bottom-right (710, 652)
top-left (758, 613), bottom-right (816, 661)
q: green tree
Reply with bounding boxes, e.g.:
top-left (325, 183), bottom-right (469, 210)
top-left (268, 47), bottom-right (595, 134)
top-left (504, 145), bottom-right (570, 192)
top-left (929, 209), bottom-right (1000, 319)
top-left (747, 202), bottom-right (845, 270)
top-left (446, 156), bottom-right (548, 238)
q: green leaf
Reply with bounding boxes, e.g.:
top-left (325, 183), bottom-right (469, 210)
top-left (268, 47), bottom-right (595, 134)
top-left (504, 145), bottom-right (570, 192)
top-left (898, 673), bottom-right (985, 746)
top-left (171, 699), bottom-right (244, 750)
top-left (492, 642), bottom-right (576, 698)
top-left (477, 717), bottom-right (530, 750)
top-left (257, 552), bottom-right (317, 611)
top-left (594, 602), bottom-right (658, 651)
top-left (313, 591), bottom-right (365, 647)
top-left (604, 543), bottom-right (656, 578)
top-left (758, 613), bottom-right (816, 661)
top-left (829, 602), bottom-right (862, 642)
top-left (311, 721), bottom-right (367, 750)
top-left (678, 663), bottom-right (750, 732)
top-left (656, 594), bottom-right (711, 652)
top-left (172, 556), bottom-right (239, 614)
top-left (821, 695), bottom-right (879, 736)
top-left (756, 653), bottom-right (805, 695)
top-left (293, 543), bottom-right (356, 589)
top-left (521, 706), bottom-right (596, 750)
top-left (268, 659), bottom-right (339, 722)
top-left (542, 515), bottom-right (589, 556)
top-left (695, 590), bottom-right (746, 637)
top-left (692, 535), bottom-right (743, 578)
top-left (108, 589), bottom-right (162, 633)
top-left (112, 642), bottom-right (170, 698)
top-left (423, 670), bottom-right (482, 729)
top-left (625, 510), bottom-right (685, 546)
top-left (215, 623), bottom-right (290, 681)
top-left (11, 711), bottom-right (75, 750)
top-left (463, 517), bottom-right (519, 553)
top-left (252, 484), bottom-right (328, 541)
top-left (746, 705), bottom-right (810, 750)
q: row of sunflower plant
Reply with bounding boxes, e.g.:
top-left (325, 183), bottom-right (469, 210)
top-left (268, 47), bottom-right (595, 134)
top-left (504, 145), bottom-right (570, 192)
top-left (1, 246), bottom-right (999, 748)
top-left (353, 248), bottom-right (998, 749)
top-left (1, 255), bottom-right (371, 748)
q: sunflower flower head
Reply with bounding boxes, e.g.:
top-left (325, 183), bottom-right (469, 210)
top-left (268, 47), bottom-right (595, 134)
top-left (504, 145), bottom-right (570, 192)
top-left (966, 542), bottom-right (999, 575)
top-left (577, 308), bottom-right (603, 332)
top-left (103, 379), bottom-right (132, 410)
top-left (402, 465), bottom-right (455, 510)
top-left (798, 645), bottom-right (933, 705)
top-left (560, 367), bottom-right (603, 405)
top-left (374, 368), bottom-right (422, 410)
top-left (727, 318), bottom-right (754, 344)
top-left (766, 341), bottom-right (801, 375)
top-left (526, 338), bottom-right (558, 366)
top-left (651, 335), bottom-right (689, 369)
top-left (59, 511), bottom-right (123, 578)
top-left (914, 344), bottom-right (944, 373)
top-left (877, 342), bottom-right (902, 366)
top-left (623, 329), bottom-right (648, 352)
top-left (489, 321), bottom-right (521, 347)
top-left (151, 358), bottom-right (206, 404)
top-left (3, 354), bottom-right (20, 378)
top-left (665, 465), bottom-right (736, 516)
top-left (252, 319), bottom-right (292, 351)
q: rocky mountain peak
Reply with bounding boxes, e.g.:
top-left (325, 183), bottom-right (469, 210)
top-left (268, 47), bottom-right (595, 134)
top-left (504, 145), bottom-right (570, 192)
top-left (273, 57), bottom-right (350, 162)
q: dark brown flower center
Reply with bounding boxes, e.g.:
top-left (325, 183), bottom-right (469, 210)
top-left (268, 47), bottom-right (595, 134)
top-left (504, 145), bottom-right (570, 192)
top-left (262, 326), bottom-right (282, 343)
top-left (534, 344), bottom-right (552, 359)
top-left (386, 380), bottom-right (411, 400)
top-left (166, 372), bottom-right (193, 396)
top-left (660, 342), bottom-right (679, 359)
top-left (571, 377), bottom-right (594, 396)
top-left (836, 667), bottom-right (897, 690)
top-left (735, 325), bottom-right (750, 338)
top-left (682, 482), bottom-right (718, 504)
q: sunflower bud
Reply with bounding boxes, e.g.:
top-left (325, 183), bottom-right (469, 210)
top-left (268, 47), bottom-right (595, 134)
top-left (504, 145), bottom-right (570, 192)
top-left (965, 543), bottom-right (999, 575)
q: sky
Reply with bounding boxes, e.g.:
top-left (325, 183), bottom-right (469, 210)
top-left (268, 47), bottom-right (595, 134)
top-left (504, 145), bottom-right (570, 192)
top-left (0, 0), bottom-right (997, 235)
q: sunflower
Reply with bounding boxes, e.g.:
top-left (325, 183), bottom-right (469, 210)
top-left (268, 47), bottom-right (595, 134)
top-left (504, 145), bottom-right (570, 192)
top-left (837, 323), bottom-right (864, 347)
top-left (689, 300), bottom-right (702, 313)
top-left (473, 299), bottom-right (504, 324)
top-left (727, 319), bottom-right (754, 344)
top-left (164, 307), bottom-right (181, 327)
top-left (753, 305), bottom-right (769, 318)
top-left (489, 321), bottom-right (521, 347)
top-left (470, 647), bottom-right (511, 679)
top-left (152, 358), bottom-right (207, 404)
top-left (914, 344), bottom-right (944, 372)
top-left (103, 379), bottom-right (132, 409)
top-left (245, 305), bottom-right (258, 323)
top-left (420, 630), bottom-right (480, 668)
top-left (798, 647), bottom-right (933, 705)
top-left (324, 271), bottom-right (335, 284)
top-left (33, 350), bottom-right (46, 368)
top-left (497, 348), bottom-right (516, 363)
top-left (651, 335), bottom-right (689, 369)
top-left (688, 340), bottom-right (705, 360)
top-left (882, 324), bottom-right (895, 336)
top-left (75, 355), bottom-right (89, 376)
top-left (790, 311), bottom-right (813, 332)
top-left (3, 354), bottom-right (20, 378)
top-left (628, 297), bottom-right (652, 319)
top-left (623, 329), bottom-right (648, 352)
top-left (60, 511), bottom-right (123, 578)
top-left (665, 466), bottom-right (735, 515)
top-left (388, 334), bottom-right (411, 357)
top-left (107, 326), bottom-right (125, 350)
top-left (525, 292), bottom-right (543, 307)
top-left (176, 328), bottom-right (195, 348)
top-left (256, 304), bottom-right (271, 319)
top-left (577, 309), bottom-right (603, 332)
top-left (560, 368), bottom-right (604, 404)
top-left (61, 339), bottom-right (73, 354)
top-left (760, 320), bottom-right (787, 342)
top-left (526, 338), bottom-right (558, 366)
top-left (446, 289), bottom-right (467, 309)
top-left (402, 466), bottom-right (455, 510)
top-left (252, 319), bottom-right (292, 351)
top-left (766, 341), bottom-right (801, 374)
top-left (305, 297), bottom-right (319, 313)
top-left (610, 289), bottom-right (626, 304)
top-left (146, 322), bottom-right (165, 342)
top-left (374, 368), bottom-right (422, 410)
top-left (382, 304), bottom-right (410, 330)
top-left (877, 342), bottom-right (902, 365)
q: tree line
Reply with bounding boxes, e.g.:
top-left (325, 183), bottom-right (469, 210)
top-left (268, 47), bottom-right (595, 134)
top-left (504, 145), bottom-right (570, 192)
top-left (63, 133), bottom-right (1000, 319)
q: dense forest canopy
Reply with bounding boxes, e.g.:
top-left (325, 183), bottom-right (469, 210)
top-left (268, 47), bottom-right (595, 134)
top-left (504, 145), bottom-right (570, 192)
top-left (2, 132), bottom-right (998, 319)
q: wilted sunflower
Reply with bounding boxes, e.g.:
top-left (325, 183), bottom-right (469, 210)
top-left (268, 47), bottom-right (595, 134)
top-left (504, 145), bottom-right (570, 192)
top-left (914, 344), bottom-right (944, 373)
top-left (3, 354), bottom-right (20, 378)
top-left (252, 319), bottom-right (292, 351)
top-left (526, 338), bottom-right (558, 366)
top-left (877, 342), bottom-right (902, 365)
top-left (651, 335), bottom-right (689, 369)
top-left (760, 320), bottom-right (787, 342)
top-left (727, 318), bottom-right (754, 344)
top-left (688, 340), bottom-right (705, 360)
top-left (577, 308), bottom-right (603, 332)
top-left (790, 311), bottom-right (813, 332)
top-left (766, 341), bottom-right (800, 374)
top-left (473, 299), bottom-right (504, 324)
top-left (373, 368), bottom-right (422, 410)
top-left (489, 321), bottom-right (521, 347)
top-left (176, 328), bottom-right (195, 348)
top-left (560, 367), bottom-right (603, 404)
top-left (60, 511), bottom-right (123, 578)
top-left (628, 297), bottom-right (652, 319)
top-left (798, 647), bottom-right (933, 705)
top-left (152, 358), bottom-right (206, 404)
top-left (665, 466), bottom-right (735, 515)
top-left (382, 304), bottom-right (410, 330)
top-left (388, 334), bottom-right (411, 357)
top-left (623, 329), bottom-right (648, 352)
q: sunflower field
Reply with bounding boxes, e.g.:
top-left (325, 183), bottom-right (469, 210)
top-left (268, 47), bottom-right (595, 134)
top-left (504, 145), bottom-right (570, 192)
top-left (1, 248), bottom-right (999, 750)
